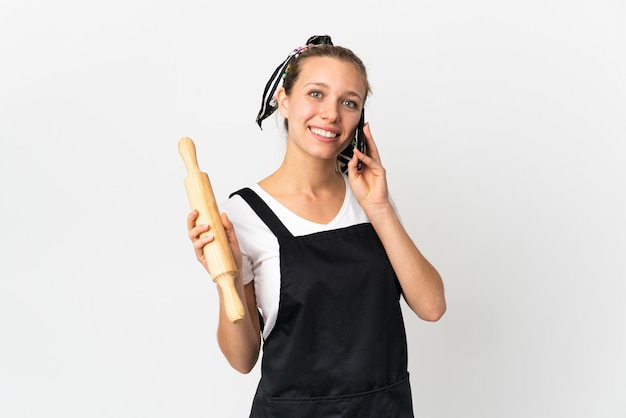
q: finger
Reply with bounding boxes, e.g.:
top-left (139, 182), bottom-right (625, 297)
top-left (193, 234), bottom-right (215, 250)
top-left (221, 212), bottom-right (233, 230)
top-left (187, 209), bottom-right (199, 231)
top-left (220, 213), bottom-right (240, 246)
top-left (189, 223), bottom-right (210, 241)
top-left (362, 123), bottom-right (382, 163)
top-left (347, 147), bottom-right (360, 173)
top-left (352, 146), bottom-right (380, 170)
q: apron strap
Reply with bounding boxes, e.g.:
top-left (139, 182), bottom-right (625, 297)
top-left (229, 188), bottom-right (293, 239)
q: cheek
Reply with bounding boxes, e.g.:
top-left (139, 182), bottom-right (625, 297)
top-left (347, 115), bottom-right (361, 135)
top-left (299, 99), bottom-right (318, 117)
top-left (289, 101), bottom-right (317, 125)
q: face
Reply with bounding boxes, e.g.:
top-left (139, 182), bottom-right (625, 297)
top-left (277, 56), bottom-right (367, 165)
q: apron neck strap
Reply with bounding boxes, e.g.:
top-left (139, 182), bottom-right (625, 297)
top-left (230, 188), bottom-right (293, 239)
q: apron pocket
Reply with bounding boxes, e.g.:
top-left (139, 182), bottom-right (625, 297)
top-left (266, 376), bottom-right (412, 418)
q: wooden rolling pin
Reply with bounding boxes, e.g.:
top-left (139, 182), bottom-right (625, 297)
top-left (178, 137), bottom-right (245, 323)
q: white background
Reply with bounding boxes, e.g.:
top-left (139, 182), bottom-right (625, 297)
top-left (1, 1), bottom-right (625, 417)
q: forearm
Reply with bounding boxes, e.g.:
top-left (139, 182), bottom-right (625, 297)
top-left (367, 204), bottom-right (446, 321)
top-left (216, 281), bottom-right (261, 373)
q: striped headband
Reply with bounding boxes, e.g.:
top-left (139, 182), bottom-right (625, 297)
top-left (255, 35), bottom-right (333, 129)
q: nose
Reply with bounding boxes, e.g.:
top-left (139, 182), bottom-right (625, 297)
top-left (320, 101), bottom-right (340, 122)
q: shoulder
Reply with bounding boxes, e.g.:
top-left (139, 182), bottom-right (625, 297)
top-left (220, 190), bottom-right (252, 224)
top-left (218, 187), bottom-right (267, 244)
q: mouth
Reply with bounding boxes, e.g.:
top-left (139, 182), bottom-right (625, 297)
top-left (310, 127), bottom-right (339, 139)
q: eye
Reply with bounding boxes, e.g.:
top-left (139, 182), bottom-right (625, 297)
top-left (343, 100), bottom-right (358, 109)
top-left (309, 90), bottom-right (322, 99)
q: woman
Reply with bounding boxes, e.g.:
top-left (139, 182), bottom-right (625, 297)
top-left (187, 35), bottom-right (446, 417)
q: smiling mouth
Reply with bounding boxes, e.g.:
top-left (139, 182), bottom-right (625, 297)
top-left (310, 127), bottom-right (338, 138)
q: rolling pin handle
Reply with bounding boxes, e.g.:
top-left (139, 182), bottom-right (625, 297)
top-left (178, 137), bottom-right (201, 174)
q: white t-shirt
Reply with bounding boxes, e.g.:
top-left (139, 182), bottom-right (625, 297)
top-left (219, 175), bottom-right (370, 339)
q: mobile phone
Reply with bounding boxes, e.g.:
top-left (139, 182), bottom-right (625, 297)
top-left (355, 109), bottom-right (366, 171)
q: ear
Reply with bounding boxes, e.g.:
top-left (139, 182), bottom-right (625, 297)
top-left (276, 87), bottom-right (289, 119)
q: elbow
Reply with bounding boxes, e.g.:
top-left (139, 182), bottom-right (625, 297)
top-left (232, 362), bottom-right (256, 375)
top-left (229, 343), bottom-right (260, 374)
top-left (420, 305), bottom-right (446, 322)
top-left (227, 351), bottom-right (259, 375)
top-left (414, 300), bottom-right (447, 322)
top-left (219, 338), bottom-right (260, 375)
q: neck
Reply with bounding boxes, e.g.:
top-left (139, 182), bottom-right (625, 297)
top-left (273, 137), bottom-right (344, 182)
top-left (267, 160), bottom-right (342, 191)
top-left (261, 152), bottom-right (347, 199)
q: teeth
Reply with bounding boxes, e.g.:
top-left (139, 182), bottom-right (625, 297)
top-left (311, 128), bottom-right (337, 138)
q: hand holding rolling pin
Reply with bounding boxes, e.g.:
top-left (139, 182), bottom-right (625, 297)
top-left (179, 137), bottom-right (245, 323)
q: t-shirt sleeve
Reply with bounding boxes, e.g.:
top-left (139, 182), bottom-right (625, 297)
top-left (241, 253), bottom-right (254, 285)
